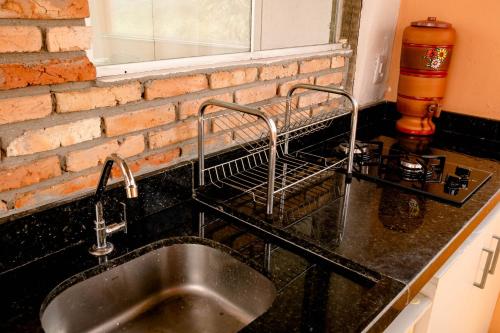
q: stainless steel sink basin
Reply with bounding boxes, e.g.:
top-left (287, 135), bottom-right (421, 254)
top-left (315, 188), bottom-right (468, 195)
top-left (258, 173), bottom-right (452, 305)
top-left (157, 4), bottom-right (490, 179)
top-left (41, 242), bottom-right (276, 333)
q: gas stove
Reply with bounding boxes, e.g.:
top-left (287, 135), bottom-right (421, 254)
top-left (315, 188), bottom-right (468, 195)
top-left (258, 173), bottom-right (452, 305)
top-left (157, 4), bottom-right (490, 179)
top-left (300, 135), bottom-right (493, 205)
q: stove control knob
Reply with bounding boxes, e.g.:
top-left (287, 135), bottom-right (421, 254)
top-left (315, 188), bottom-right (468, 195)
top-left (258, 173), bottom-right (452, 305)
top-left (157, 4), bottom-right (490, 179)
top-left (444, 174), bottom-right (461, 195)
top-left (455, 166), bottom-right (471, 188)
top-left (455, 166), bottom-right (471, 178)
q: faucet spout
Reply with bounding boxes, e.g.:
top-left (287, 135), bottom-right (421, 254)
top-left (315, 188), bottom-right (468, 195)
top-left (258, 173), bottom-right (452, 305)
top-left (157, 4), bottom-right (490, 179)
top-left (94, 154), bottom-right (138, 203)
top-left (90, 154), bottom-right (138, 257)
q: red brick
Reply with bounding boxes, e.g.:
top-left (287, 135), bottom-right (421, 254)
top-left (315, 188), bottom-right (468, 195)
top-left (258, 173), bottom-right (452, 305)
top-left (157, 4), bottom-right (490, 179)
top-left (116, 135), bottom-right (146, 159)
top-left (0, 94), bottom-right (51, 125)
top-left (311, 98), bottom-right (341, 117)
top-left (284, 108), bottom-right (311, 123)
top-left (0, 0), bottom-right (89, 19)
top-left (14, 172), bottom-right (100, 209)
top-left (149, 121), bottom-right (197, 149)
top-left (46, 26), bottom-right (91, 52)
top-left (259, 103), bottom-right (286, 118)
top-left (65, 135), bottom-right (145, 172)
top-left (234, 83), bottom-right (276, 105)
top-left (233, 123), bottom-right (269, 142)
top-left (278, 77), bottom-right (314, 96)
top-left (315, 72), bottom-right (343, 86)
top-left (0, 26), bottom-right (42, 52)
top-left (211, 113), bottom-right (255, 133)
top-left (299, 58), bottom-right (331, 74)
top-left (298, 92), bottom-right (329, 108)
top-left (5, 118), bottom-right (101, 157)
top-left (181, 134), bottom-right (233, 158)
top-left (109, 82), bottom-right (143, 105)
top-left (55, 82), bottom-right (142, 113)
top-left (104, 104), bottom-right (175, 137)
top-left (0, 156), bottom-right (61, 192)
top-left (55, 87), bottom-right (114, 113)
top-left (209, 68), bottom-right (257, 89)
top-left (112, 148), bottom-right (181, 178)
top-left (179, 92), bottom-right (233, 120)
top-left (259, 62), bottom-right (298, 80)
top-left (66, 141), bottom-right (118, 172)
top-left (331, 56), bottom-right (345, 69)
top-left (0, 56), bottom-right (96, 90)
top-left (144, 74), bottom-right (208, 100)
top-left (134, 148), bottom-right (181, 170)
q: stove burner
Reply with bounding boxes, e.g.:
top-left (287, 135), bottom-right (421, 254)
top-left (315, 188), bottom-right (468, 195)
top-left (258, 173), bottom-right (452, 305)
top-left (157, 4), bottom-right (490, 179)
top-left (300, 135), bottom-right (492, 205)
top-left (337, 141), bottom-right (369, 155)
top-left (336, 141), bottom-right (372, 163)
top-left (399, 156), bottom-right (433, 181)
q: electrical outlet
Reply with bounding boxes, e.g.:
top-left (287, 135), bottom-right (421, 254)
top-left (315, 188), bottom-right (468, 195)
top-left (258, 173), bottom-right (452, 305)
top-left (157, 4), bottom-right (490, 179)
top-left (373, 54), bottom-right (387, 84)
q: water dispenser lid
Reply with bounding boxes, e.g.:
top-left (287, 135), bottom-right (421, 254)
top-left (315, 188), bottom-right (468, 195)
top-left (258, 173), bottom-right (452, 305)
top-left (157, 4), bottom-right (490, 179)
top-left (411, 17), bottom-right (452, 28)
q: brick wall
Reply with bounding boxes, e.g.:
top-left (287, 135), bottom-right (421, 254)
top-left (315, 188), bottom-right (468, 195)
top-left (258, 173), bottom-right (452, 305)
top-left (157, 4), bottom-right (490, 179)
top-left (0, 0), bottom-right (350, 219)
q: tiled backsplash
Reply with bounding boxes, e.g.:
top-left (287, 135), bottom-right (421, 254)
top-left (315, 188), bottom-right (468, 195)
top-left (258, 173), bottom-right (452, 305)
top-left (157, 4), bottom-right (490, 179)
top-left (0, 0), bottom-right (350, 219)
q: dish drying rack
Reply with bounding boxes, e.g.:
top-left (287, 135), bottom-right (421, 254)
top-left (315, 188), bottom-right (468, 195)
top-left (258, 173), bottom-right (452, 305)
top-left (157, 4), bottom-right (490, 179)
top-left (197, 84), bottom-right (359, 216)
top-left (218, 172), bottom-right (347, 228)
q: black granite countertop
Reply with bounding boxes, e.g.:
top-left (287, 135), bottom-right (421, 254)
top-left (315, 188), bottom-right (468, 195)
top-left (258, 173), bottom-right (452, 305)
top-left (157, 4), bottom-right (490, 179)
top-left (1, 104), bottom-right (499, 333)
top-left (277, 134), bottom-right (500, 284)
top-left (0, 200), bottom-right (407, 333)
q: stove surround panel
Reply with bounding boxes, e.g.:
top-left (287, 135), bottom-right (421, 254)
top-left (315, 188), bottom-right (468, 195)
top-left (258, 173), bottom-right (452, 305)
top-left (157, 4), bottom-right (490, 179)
top-left (301, 135), bottom-right (493, 205)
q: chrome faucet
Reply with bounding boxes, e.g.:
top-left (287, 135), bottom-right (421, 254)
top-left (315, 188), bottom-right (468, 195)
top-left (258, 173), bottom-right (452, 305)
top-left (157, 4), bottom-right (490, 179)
top-left (89, 154), bottom-right (138, 256)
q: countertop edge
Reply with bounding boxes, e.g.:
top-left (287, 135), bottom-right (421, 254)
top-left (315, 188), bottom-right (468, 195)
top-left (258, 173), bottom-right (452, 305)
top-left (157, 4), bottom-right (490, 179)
top-left (362, 189), bottom-right (500, 332)
top-left (362, 284), bottom-right (410, 333)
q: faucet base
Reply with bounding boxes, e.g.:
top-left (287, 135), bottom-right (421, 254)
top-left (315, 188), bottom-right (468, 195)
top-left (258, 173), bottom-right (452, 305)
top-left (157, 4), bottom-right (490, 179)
top-left (89, 242), bottom-right (114, 256)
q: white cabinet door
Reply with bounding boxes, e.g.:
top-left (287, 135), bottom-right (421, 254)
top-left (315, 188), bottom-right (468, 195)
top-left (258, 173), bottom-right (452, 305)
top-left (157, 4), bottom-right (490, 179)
top-left (485, 205), bottom-right (500, 295)
top-left (420, 204), bottom-right (500, 333)
top-left (466, 205), bottom-right (500, 333)
top-left (384, 294), bottom-right (432, 333)
top-left (425, 227), bottom-right (486, 333)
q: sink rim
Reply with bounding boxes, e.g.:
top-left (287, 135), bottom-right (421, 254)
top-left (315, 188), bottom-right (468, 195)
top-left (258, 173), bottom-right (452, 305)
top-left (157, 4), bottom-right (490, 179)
top-left (39, 236), bottom-right (275, 321)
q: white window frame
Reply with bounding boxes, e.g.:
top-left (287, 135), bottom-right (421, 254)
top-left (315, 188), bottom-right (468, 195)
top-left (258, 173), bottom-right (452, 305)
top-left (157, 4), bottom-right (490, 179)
top-left (87, 0), bottom-right (344, 78)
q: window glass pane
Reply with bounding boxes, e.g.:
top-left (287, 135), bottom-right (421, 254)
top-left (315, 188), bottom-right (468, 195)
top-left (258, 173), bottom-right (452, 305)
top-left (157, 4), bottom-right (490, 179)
top-left (90, 0), bottom-right (338, 68)
top-left (153, 0), bottom-right (251, 60)
top-left (108, 0), bottom-right (153, 38)
top-left (90, 0), bottom-right (154, 66)
top-left (90, 0), bottom-right (251, 66)
top-left (260, 0), bottom-right (335, 50)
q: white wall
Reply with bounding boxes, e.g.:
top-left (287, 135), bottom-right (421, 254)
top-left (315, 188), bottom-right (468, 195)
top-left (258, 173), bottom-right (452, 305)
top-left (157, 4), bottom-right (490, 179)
top-left (353, 0), bottom-right (400, 107)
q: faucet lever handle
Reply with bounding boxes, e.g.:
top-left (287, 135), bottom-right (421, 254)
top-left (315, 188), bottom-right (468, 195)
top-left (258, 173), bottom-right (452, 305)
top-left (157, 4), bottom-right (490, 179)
top-left (105, 202), bottom-right (128, 235)
top-left (119, 201), bottom-right (128, 234)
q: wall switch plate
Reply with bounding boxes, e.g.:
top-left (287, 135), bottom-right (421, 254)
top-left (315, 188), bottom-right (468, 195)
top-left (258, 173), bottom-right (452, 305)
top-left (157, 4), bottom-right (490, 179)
top-left (373, 54), bottom-right (387, 84)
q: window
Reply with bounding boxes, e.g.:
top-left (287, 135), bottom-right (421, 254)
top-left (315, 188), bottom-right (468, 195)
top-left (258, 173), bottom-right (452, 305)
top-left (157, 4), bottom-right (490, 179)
top-left (89, 0), bottom-right (342, 75)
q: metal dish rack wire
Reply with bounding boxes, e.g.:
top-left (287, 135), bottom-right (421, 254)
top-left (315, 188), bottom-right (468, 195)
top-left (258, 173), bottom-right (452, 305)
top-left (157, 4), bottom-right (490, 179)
top-left (198, 84), bottom-right (359, 216)
top-left (220, 172), bottom-right (346, 228)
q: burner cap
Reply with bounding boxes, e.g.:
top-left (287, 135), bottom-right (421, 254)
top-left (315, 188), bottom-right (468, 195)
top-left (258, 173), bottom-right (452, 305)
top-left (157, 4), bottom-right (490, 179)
top-left (400, 156), bottom-right (423, 170)
top-left (399, 156), bottom-right (433, 181)
top-left (337, 141), bottom-right (369, 155)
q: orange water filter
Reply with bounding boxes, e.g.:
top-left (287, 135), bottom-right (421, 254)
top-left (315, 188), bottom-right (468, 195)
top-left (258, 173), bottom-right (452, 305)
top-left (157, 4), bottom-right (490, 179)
top-left (396, 17), bottom-right (456, 135)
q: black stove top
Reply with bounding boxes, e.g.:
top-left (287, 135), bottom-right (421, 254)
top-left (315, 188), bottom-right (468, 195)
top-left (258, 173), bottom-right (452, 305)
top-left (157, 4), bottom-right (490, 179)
top-left (300, 135), bottom-right (493, 205)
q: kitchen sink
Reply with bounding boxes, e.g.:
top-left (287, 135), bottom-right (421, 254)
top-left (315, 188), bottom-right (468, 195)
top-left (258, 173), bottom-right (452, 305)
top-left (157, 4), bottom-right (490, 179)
top-left (40, 242), bottom-right (276, 333)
